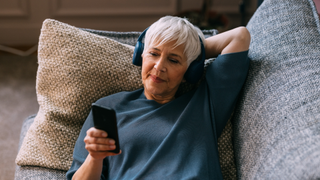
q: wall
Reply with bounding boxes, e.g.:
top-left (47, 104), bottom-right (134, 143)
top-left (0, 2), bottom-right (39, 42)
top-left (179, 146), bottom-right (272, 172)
top-left (0, 0), bottom-right (256, 46)
top-left (314, 0), bottom-right (320, 15)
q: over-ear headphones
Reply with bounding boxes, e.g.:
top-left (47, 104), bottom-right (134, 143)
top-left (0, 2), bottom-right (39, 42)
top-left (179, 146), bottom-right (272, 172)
top-left (132, 27), bottom-right (206, 84)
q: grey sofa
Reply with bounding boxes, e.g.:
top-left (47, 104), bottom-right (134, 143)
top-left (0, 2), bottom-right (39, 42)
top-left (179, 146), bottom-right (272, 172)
top-left (15, 0), bottom-right (320, 179)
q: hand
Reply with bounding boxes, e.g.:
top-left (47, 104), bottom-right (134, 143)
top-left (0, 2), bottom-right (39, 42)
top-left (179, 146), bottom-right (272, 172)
top-left (84, 127), bottom-right (121, 160)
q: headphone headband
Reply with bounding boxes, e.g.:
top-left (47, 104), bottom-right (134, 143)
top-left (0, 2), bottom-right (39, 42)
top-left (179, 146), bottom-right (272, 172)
top-left (137, 27), bottom-right (149, 42)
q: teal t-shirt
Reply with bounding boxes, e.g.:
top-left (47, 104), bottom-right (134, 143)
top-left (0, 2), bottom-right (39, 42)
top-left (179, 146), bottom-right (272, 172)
top-left (67, 51), bottom-right (249, 180)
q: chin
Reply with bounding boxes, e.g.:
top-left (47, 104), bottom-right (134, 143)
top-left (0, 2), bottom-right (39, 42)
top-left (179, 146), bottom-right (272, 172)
top-left (145, 85), bottom-right (165, 96)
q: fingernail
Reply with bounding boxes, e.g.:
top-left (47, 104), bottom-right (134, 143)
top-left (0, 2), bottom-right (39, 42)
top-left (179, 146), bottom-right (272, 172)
top-left (109, 139), bottom-right (115, 144)
top-left (102, 133), bottom-right (107, 137)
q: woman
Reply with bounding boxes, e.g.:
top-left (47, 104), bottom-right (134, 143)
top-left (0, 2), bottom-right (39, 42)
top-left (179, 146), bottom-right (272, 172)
top-left (67, 16), bottom-right (250, 180)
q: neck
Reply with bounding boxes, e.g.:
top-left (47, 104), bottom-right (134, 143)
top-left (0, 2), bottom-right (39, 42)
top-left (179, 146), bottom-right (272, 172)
top-left (144, 91), bottom-right (175, 104)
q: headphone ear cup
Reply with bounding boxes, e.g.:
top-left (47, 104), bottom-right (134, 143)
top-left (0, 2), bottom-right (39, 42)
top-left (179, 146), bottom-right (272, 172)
top-left (184, 37), bottom-right (206, 84)
top-left (132, 41), bottom-right (144, 66)
top-left (184, 57), bottom-right (205, 84)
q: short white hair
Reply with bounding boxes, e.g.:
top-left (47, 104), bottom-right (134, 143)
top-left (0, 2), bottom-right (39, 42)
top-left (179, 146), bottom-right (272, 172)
top-left (143, 16), bottom-right (205, 66)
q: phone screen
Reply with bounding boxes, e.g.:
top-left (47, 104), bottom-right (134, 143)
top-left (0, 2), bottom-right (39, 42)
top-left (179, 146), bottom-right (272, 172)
top-left (92, 103), bottom-right (120, 154)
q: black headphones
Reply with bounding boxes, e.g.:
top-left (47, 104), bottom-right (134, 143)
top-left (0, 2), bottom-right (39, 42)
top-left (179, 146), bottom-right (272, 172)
top-left (132, 27), bottom-right (206, 84)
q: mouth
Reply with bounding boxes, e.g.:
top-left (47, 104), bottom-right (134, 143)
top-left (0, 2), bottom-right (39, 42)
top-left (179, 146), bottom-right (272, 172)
top-left (149, 74), bottom-right (165, 83)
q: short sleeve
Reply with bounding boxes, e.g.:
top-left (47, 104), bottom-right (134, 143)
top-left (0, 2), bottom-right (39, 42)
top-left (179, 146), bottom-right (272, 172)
top-left (206, 50), bottom-right (249, 137)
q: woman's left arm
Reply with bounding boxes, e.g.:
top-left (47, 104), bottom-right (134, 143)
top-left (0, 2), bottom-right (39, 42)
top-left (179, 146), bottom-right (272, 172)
top-left (204, 27), bottom-right (251, 58)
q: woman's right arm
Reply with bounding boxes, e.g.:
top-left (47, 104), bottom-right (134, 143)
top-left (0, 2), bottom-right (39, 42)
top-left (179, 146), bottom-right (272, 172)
top-left (204, 26), bottom-right (250, 57)
top-left (72, 128), bottom-right (120, 180)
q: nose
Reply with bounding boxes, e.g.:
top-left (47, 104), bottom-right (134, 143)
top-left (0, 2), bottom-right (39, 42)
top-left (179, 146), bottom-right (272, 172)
top-left (154, 57), bottom-right (166, 72)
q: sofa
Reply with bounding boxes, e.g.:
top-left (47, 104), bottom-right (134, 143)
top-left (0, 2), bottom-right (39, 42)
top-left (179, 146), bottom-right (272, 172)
top-left (15, 0), bottom-right (320, 179)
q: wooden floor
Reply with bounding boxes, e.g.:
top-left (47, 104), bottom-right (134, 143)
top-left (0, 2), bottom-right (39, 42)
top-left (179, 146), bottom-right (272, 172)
top-left (0, 52), bottom-right (39, 180)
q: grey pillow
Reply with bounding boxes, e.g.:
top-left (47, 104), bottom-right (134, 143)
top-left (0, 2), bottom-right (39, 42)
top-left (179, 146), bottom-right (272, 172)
top-left (233, 0), bottom-right (320, 179)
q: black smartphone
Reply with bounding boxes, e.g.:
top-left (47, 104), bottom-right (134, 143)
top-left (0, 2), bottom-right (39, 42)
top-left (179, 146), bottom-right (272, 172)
top-left (91, 103), bottom-right (120, 154)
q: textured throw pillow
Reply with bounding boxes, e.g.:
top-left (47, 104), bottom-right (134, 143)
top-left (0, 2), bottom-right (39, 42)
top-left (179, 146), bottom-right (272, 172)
top-left (233, 0), bottom-right (320, 179)
top-left (15, 19), bottom-right (236, 179)
top-left (16, 18), bottom-right (143, 170)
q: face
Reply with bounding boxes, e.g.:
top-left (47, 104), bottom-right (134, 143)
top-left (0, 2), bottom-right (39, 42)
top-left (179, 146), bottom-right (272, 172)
top-left (141, 41), bottom-right (188, 101)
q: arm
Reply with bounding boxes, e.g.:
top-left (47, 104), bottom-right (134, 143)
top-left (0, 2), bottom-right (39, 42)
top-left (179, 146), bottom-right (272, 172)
top-left (204, 27), bottom-right (251, 57)
top-left (204, 27), bottom-right (251, 137)
top-left (71, 128), bottom-right (120, 180)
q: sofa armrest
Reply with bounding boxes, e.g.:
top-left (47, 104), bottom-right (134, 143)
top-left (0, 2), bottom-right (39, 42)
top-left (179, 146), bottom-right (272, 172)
top-left (17, 115), bottom-right (36, 151)
top-left (14, 115), bottom-right (67, 180)
top-left (233, 0), bottom-right (320, 179)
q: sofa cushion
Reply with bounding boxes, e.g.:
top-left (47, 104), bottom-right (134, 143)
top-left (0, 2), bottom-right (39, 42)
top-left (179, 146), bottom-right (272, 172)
top-left (233, 0), bottom-right (320, 179)
top-left (15, 165), bottom-right (66, 180)
top-left (15, 19), bottom-right (237, 179)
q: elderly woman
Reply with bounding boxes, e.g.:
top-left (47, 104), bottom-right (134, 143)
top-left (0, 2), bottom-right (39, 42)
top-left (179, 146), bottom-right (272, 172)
top-left (67, 16), bottom-right (250, 180)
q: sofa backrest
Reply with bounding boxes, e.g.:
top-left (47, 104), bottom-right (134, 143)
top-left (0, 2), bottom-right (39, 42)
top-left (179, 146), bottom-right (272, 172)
top-left (233, 0), bottom-right (320, 179)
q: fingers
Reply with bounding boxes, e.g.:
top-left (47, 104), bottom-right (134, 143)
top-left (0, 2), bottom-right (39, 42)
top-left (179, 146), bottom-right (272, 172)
top-left (85, 142), bottom-right (116, 152)
top-left (84, 127), bottom-right (121, 160)
top-left (85, 127), bottom-right (117, 152)
top-left (85, 135), bottom-right (115, 146)
top-left (87, 127), bottom-right (108, 138)
top-left (88, 150), bottom-right (122, 162)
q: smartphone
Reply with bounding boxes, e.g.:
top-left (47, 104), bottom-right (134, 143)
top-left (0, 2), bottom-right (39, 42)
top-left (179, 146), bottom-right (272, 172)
top-left (91, 103), bottom-right (120, 154)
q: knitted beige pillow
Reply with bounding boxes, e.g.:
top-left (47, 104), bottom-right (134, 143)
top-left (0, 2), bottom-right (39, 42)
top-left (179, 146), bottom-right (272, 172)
top-left (15, 19), bottom-right (142, 170)
top-left (15, 19), bottom-right (236, 179)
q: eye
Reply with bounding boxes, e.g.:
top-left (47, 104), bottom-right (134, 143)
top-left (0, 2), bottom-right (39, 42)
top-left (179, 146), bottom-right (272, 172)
top-left (169, 59), bottom-right (179, 64)
top-left (149, 52), bottom-right (158, 56)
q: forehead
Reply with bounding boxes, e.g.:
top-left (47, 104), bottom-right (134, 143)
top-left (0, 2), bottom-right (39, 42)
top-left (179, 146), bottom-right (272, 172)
top-left (150, 40), bottom-right (185, 54)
